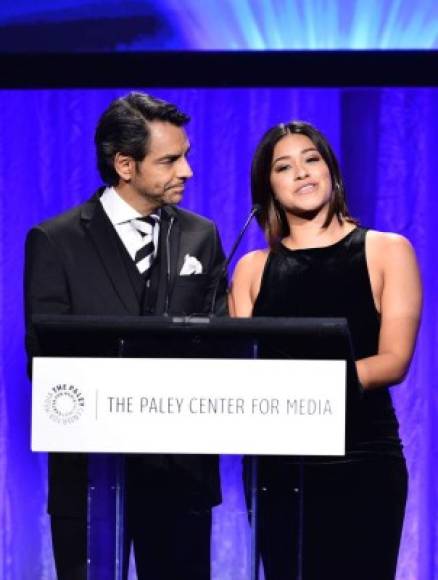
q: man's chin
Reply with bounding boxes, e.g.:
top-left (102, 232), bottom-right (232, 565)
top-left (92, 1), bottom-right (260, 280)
top-left (166, 192), bottom-right (184, 205)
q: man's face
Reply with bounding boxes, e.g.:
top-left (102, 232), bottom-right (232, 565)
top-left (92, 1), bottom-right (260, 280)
top-left (118, 120), bottom-right (193, 212)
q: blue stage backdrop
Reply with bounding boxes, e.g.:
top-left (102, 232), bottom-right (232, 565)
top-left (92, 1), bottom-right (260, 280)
top-left (1, 0), bottom-right (438, 51)
top-left (0, 88), bottom-right (437, 579)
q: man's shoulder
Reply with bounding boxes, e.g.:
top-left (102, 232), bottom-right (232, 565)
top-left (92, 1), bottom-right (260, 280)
top-left (33, 192), bottom-right (101, 234)
top-left (171, 206), bottom-right (216, 231)
top-left (38, 203), bottom-right (83, 230)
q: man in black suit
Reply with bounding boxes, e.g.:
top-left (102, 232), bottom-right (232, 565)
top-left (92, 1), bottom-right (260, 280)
top-left (24, 92), bottom-right (227, 579)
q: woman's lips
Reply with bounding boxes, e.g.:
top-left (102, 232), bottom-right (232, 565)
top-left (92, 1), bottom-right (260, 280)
top-left (295, 182), bottom-right (317, 194)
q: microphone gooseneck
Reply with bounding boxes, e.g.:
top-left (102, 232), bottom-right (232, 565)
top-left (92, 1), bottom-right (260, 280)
top-left (163, 216), bottom-right (175, 316)
top-left (209, 204), bottom-right (261, 316)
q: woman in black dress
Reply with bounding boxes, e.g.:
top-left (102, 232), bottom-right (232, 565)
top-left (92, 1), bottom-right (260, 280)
top-left (229, 121), bottom-right (422, 579)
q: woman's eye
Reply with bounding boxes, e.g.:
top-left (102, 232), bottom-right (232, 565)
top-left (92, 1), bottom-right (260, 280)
top-left (306, 156), bottom-right (320, 163)
top-left (274, 164), bottom-right (290, 172)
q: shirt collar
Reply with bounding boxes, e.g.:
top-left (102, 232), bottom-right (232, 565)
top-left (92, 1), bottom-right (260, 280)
top-left (100, 186), bottom-right (160, 226)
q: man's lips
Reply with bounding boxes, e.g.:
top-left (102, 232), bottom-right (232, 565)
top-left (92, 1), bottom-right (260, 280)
top-left (167, 183), bottom-right (185, 192)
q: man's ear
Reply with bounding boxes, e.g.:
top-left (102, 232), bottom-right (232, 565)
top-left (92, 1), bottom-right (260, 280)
top-left (114, 153), bottom-right (135, 182)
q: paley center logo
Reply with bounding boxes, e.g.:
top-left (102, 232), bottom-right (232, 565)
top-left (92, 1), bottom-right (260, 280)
top-left (44, 384), bottom-right (85, 425)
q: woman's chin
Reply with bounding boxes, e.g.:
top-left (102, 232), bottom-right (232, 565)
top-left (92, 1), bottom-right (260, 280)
top-left (285, 205), bottom-right (328, 221)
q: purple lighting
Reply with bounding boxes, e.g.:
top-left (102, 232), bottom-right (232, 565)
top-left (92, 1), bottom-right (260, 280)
top-left (0, 87), bottom-right (436, 579)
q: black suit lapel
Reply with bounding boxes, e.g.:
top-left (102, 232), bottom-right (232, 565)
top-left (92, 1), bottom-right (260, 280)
top-left (80, 195), bottom-right (139, 314)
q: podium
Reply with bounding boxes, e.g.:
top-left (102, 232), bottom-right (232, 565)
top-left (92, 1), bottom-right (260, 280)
top-left (31, 315), bottom-right (360, 579)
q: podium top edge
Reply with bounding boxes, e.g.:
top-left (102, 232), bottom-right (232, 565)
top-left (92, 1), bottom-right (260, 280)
top-left (32, 314), bottom-right (349, 336)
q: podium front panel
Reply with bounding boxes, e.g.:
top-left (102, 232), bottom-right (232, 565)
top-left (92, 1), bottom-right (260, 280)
top-left (31, 315), bottom-right (356, 579)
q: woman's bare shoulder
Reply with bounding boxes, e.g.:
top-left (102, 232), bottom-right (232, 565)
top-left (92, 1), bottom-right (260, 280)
top-left (234, 248), bottom-right (269, 280)
top-left (366, 229), bottom-right (412, 245)
top-left (237, 248), bottom-right (270, 265)
top-left (234, 249), bottom-right (270, 276)
top-left (366, 229), bottom-right (416, 258)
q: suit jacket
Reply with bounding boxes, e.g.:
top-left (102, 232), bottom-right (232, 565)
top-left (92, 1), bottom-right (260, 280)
top-left (24, 191), bottom-right (227, 516)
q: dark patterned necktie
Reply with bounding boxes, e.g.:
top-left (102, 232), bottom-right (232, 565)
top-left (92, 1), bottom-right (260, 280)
top-left (131, 215), bottom-right (159, 274)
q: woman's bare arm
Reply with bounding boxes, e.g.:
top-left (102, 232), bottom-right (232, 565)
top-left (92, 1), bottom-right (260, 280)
top-left (357, 233), bottom-right (422, 390)
top-left (228, 250), bottom-right (268, 317)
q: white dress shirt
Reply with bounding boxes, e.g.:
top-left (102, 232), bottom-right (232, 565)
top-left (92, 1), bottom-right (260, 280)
top-left (99, 187), bottom-right (160, 260)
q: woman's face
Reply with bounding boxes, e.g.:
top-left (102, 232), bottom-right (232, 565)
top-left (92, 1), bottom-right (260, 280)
top-left (270, 133), bottom-right (332, 218)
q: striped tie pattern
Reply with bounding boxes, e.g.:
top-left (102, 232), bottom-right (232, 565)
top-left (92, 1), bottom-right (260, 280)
top-left (131, 215), bottom-right (159, 274)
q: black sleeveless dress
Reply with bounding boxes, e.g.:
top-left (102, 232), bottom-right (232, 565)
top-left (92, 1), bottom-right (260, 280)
top-left (248, 227), bottom-right (407, 580)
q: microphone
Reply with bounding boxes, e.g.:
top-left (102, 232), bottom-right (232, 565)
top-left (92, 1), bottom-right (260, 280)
top-left (209, 204), bottom-right (262, 316)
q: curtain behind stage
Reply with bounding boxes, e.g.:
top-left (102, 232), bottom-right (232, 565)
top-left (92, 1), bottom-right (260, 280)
top-left (0, 88), bottom-right (436, 579)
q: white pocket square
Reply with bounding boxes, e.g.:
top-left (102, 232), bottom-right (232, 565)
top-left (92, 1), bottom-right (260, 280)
top-left (179, 254), bottom-right (203, 275)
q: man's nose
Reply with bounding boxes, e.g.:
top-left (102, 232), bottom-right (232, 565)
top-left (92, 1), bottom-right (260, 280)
top-left (178, 156), bottom-right (193, 179)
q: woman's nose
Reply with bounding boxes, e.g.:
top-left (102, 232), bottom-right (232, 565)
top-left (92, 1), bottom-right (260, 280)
top-left (295, 164), bottom-right (309, 179)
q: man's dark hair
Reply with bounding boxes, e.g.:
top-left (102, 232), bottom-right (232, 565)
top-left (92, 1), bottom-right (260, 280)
top-left (95, 92), bottom-right (190, 186)
top-left (251, 120), bottom-right (356, 246)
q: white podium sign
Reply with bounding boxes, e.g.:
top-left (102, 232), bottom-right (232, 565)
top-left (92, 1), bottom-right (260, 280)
top-left (32, 357), bottom-right (346, 456)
